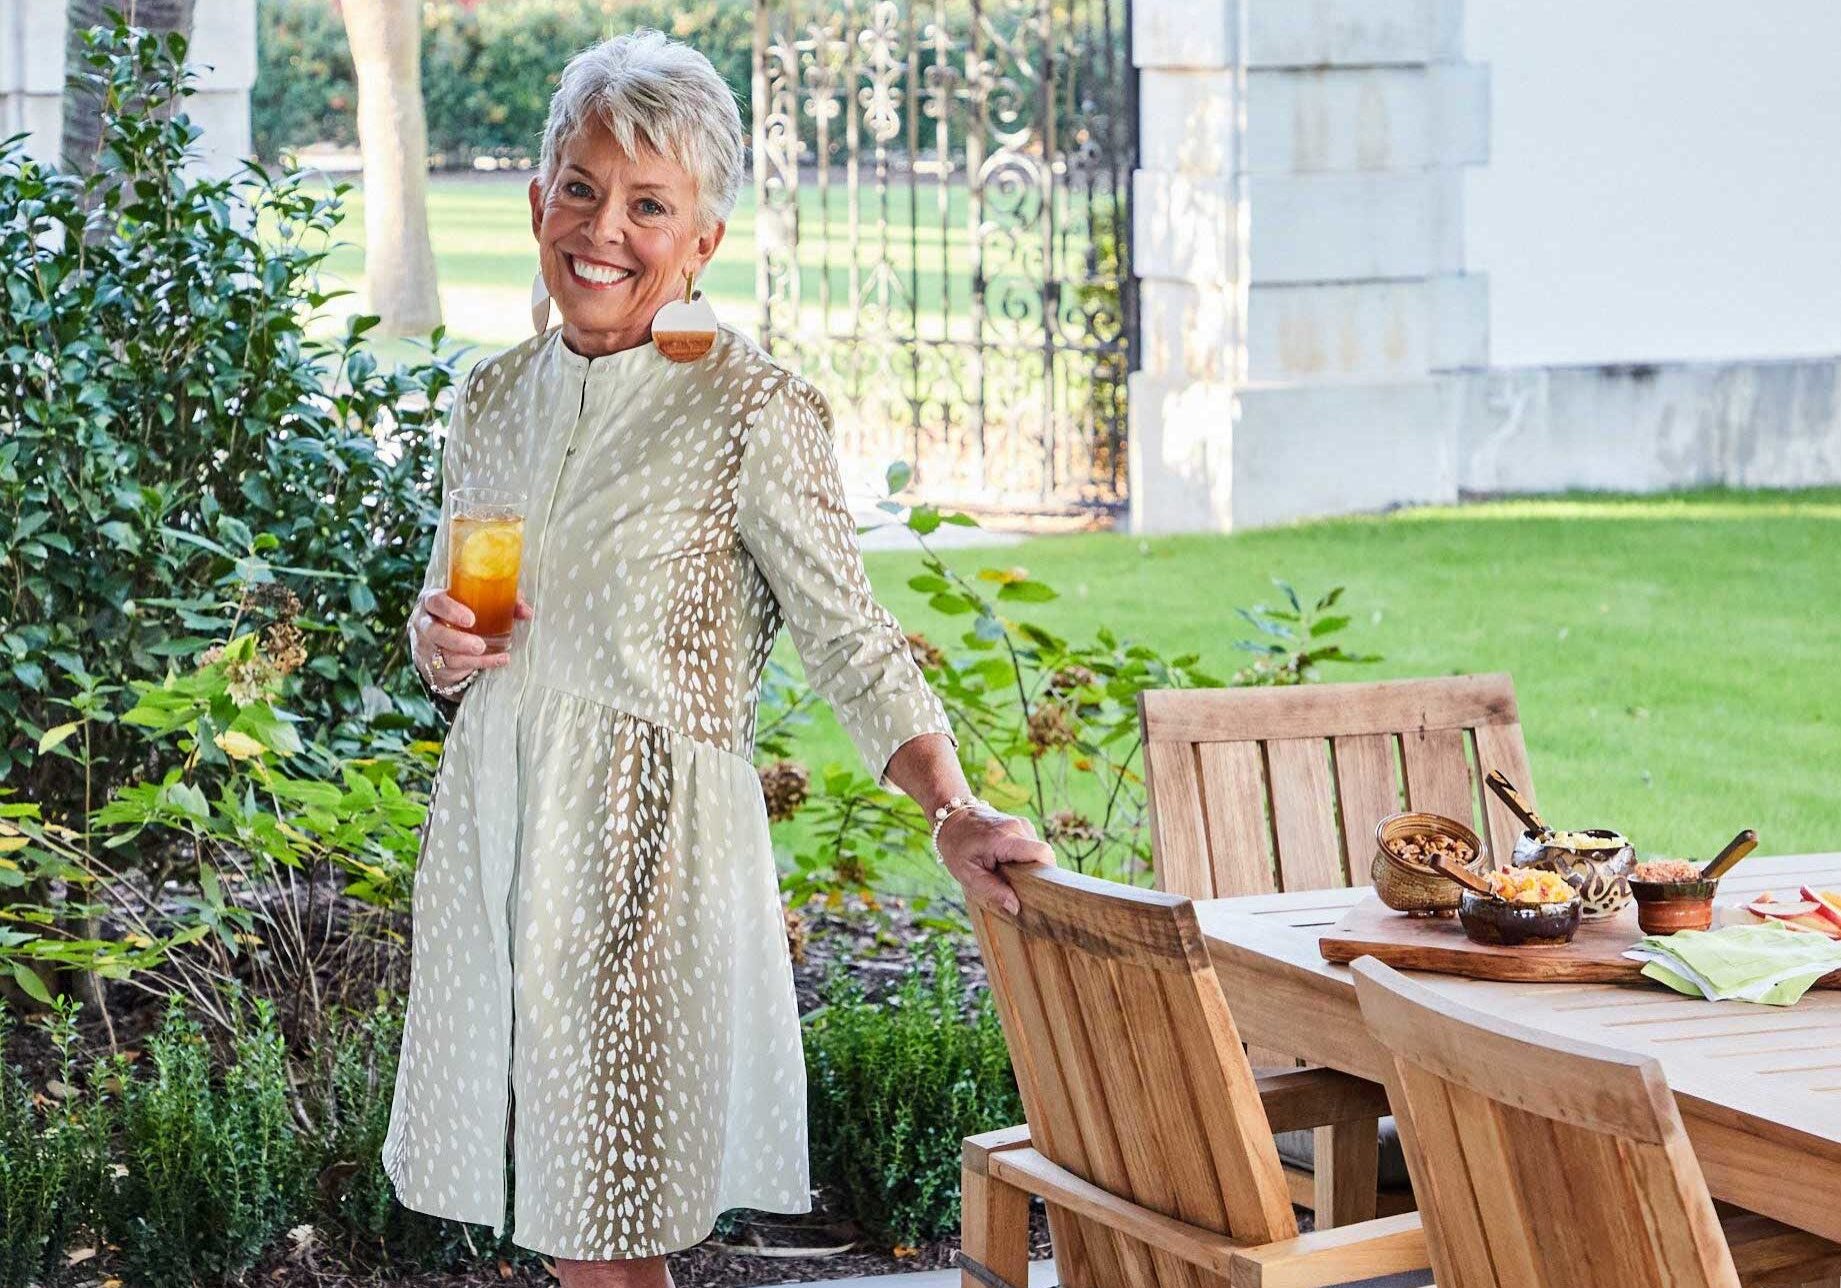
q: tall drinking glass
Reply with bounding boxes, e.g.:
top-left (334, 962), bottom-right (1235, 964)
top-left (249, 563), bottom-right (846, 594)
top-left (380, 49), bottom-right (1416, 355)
top-left (446, 487), bottom-right (526, 653)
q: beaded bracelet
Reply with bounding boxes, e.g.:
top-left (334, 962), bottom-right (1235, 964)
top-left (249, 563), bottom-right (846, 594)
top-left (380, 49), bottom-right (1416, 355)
top-left (929, 793), bottom-right (990, 865)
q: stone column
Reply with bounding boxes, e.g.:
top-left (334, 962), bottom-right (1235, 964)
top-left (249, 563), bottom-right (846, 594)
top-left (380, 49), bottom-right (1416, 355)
top-left (0, 0), bottom-right (255, 177)
top-left (1129, 0), bottom-right (1491, 531)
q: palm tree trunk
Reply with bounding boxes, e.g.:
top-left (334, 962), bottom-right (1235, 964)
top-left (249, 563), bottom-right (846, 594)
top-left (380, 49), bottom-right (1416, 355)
top-left (62, 0), bottom-right (197, 173)
top-left (341, 0), bottom-right (443, 335)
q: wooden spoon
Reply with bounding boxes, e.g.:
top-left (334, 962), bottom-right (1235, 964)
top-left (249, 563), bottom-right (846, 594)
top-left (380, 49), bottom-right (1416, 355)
top-left (1429, 852), bottom-right (1497, 898)
top-left (1485, 770), bottom-right (1550, 836)
top-left (1700, 829), bottom-right (1759, 882)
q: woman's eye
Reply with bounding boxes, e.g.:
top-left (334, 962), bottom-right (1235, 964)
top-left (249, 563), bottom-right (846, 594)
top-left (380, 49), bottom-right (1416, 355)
top-left (566, 181), bottom-right (594, 199)
top-left (637, 198), bottom-right (668, 217)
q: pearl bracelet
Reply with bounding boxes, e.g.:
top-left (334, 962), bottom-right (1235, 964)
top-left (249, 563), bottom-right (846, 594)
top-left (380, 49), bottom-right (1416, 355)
top-left (929, 793), bottom-right (989, 865)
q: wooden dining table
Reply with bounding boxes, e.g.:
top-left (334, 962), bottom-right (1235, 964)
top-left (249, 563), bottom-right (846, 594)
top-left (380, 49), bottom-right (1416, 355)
top-left (1195, 852), bottom-right (1841, 1245)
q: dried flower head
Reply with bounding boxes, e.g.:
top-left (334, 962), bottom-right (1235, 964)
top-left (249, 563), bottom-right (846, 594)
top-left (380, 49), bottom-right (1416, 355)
top-left (1046, 663), bottom-right (1098, 697)
top-left (757, 758), bottom-right (810, 823)
top-left (1027, 701), bottom-right (1077, 754)
top-left (782, 902), bottom-right (808, 965)
top-left (1045, 809), bottom-right (1102, 844)
top-left (197, 643), bottom-right (226, 669)
top-left (262, 622), bottom-right (307, 676)
top-left (904, 631), bottom-right (944, 671)
top-left (239, 582), bottom-right (303, 622)
top-left (224, 656), bottom-right (280, 707)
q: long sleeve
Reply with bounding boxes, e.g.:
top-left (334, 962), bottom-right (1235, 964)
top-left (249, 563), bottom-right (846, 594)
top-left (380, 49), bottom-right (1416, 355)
top-left (736, 375), bottom-right (958, 790)
top-left (409, 365), bottom-right (478, 722)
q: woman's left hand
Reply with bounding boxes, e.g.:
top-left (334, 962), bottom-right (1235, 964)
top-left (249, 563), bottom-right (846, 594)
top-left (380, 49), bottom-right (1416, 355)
top-left (935, 804), bottom-right (1057, 915)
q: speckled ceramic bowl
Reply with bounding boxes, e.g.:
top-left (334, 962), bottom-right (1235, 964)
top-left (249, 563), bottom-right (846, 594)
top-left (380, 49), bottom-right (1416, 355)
top-left (1512, 828), bottom-right (1637, 920)
top-left (1458, 889), bottom-right (1583, 946)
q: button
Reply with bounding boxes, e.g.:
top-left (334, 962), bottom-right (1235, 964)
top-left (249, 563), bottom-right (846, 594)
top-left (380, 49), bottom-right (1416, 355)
top-left (566, 445), bottom-right (577, 456)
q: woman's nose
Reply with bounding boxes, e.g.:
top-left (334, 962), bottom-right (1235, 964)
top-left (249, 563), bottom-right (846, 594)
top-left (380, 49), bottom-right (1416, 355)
top-left (587, 200), bottom-right (627, 245)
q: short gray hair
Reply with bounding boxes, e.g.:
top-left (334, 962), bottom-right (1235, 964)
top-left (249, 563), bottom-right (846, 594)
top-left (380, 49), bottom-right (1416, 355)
top-left (538, 29), bottom-right (746, 229)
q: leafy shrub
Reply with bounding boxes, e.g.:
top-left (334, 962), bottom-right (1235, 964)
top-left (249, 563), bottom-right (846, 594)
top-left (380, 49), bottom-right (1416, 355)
top-left (255, 0), bottom-right (756, 166)
top-left (0, 1000), bottom-right (109, 1288)
top-left (99, 991), bottom-right (312, 1287)
top-left (0, 20), bottom-right (458, 822)
top-left (803, 938), bottom-right (1020, 1248)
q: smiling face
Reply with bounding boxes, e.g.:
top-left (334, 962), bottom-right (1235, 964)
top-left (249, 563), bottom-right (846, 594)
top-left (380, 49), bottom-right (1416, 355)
top-left (528, 117), bottom-right (726, 357)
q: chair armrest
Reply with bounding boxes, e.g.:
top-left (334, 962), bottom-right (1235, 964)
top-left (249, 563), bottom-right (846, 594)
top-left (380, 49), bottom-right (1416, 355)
top-left (964, 1123), bottom-right (1033, 1175)
top-left (1227, 1211), bottom-right (1427, 1288)
top-left (1256, 1068), bottom-right (1391, 1135)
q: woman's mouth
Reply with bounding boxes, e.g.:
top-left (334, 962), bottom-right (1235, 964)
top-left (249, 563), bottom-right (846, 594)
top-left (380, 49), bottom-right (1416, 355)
top-left (567, 256), bottom-right (635, 289)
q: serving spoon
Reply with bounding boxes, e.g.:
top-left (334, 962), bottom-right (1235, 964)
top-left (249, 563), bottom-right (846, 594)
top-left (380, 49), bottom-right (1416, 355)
top-left (1429, 851), bottom-right (1497, 898)
top-left (1485, 770), bottom-right (1550, 836)
top-left (1700, 829), bottom-right (1759, 882)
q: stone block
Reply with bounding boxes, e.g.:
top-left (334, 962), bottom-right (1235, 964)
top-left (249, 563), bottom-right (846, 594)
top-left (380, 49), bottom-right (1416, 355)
top-left (1133, 168), bottom-right (1238, 285)
top-left (1231, 379), bottom-right (1460, 528)
top-left (1454, 359), bottom-right (1841, 494)
top-left (1138, 277), bottom-right (1240, 381)
top-left (1248, 0), bottom-right (1462, 68)
top-left (1247, 63), bottom-right (1489, 173)
top-left (1249, 170), bottom-right (1465, 283)
top-left (1134, 0), bottom-right (1237, 70)
top-left (191, 0), bottom-right (258, 92)
top-left (1246, 273), bottom-right (1487, 382)
top-left (1125, 371), bottom-right (1237, 533)
top-left (1137, 69), bottom-right (1238, 177)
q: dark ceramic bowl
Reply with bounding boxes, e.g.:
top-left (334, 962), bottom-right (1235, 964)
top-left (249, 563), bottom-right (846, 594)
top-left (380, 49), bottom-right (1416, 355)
top-left (1458, 889), bottom-right (1583, 946)
top-left (1628, 877), bottom-right (1719, 935)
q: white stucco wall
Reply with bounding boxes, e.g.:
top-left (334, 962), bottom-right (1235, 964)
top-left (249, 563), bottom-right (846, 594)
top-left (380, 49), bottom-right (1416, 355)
top-left (1466, 0), bottom-right (1841, 368)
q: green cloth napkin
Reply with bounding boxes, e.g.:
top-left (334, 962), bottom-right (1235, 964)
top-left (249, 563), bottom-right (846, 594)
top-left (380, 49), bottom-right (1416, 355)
top-left (1623, 921), bottom-right (1841, 1005)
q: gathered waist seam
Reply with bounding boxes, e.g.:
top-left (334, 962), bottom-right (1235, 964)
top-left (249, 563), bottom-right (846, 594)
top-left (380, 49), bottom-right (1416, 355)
top-left (512, 677), bottom-right (755, 767)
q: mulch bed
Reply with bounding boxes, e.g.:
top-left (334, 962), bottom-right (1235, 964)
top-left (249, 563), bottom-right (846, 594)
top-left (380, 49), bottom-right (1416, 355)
top-left (8, 881), bottom-right (1034, 1287)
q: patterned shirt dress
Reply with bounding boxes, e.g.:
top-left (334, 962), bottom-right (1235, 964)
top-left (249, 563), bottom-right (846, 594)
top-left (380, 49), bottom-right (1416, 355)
top-left (379, 323), bottom-right (957, 1258)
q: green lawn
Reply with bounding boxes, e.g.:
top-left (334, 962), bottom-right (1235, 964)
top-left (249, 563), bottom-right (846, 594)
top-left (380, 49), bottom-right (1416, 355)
top-left (807, 489), bottom-right (1841, 894)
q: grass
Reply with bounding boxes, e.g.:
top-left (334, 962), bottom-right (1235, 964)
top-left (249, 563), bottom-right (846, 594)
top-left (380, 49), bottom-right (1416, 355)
top-left (807, 488), bottom-right (1841, 893)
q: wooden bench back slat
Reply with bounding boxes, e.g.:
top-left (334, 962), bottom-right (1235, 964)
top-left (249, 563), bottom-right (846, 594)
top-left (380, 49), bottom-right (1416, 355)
top-left (969, 866), bottom-right (1298, 1287)
top-left (1141, 674), bottom-right (1536, 899)
top-left (1352, 959), bottom-right (1740, 1288)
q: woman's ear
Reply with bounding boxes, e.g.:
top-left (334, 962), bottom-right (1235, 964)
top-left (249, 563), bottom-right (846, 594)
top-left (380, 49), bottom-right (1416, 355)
top-left (528, 176), bottom-right (545, 241)
top-left (691, 219), bottom-right (728, 278)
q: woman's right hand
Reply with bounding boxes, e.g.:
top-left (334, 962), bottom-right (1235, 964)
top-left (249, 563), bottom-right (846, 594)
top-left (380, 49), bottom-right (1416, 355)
top-left (411, 588), bottom-right (531, 688)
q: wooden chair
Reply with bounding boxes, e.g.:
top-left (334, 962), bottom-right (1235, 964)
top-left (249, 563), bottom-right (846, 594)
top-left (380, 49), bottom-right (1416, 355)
top-left (1351, 956), bottom-right (1841, 1288)
top-left (959, 864), bottom-right (1430, 1288)
top-left (1139, 673), bottom-right (1537, 902)
top-left (1138, 672), bottom-right (1538, 1221)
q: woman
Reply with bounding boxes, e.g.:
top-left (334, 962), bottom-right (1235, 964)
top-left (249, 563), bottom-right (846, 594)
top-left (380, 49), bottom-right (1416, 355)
top-left (379, 29), bottom-right (1054, 1287)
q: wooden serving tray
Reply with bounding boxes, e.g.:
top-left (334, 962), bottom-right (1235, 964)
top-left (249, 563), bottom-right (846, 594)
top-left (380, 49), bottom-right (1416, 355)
top-left (1318, 896), bottom-right (1841, 987)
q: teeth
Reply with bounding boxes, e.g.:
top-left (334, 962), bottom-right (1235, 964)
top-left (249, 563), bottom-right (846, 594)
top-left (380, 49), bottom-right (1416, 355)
top-left (570, 257), bottom-right (631, 285)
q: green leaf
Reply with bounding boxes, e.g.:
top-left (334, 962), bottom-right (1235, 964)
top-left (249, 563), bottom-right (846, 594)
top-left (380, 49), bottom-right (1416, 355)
top-left (37, 721), bottom-right (80, 755)
top-left (996, 579), bottom-right (1058, 603)
top-left (1308, 615), bottom-right (1351, 638)
top-left (10, 962), bottom-right (51, 1005)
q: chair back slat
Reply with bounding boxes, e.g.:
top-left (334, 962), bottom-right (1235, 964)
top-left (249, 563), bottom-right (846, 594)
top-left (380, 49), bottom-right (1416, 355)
top-left (970, 867), bottom-right (1298, 1287)
top-left (1266, 737), bottom-right (1347, 889)
top-left (1198, 742), bottom-right (1276, 896)
top-left (1352, 959), bottom-right (1740, 1288)
top-left (1473, 721), bottom-right (1537, 868)
top-left (1142, 674), bottom-right (1535, 899)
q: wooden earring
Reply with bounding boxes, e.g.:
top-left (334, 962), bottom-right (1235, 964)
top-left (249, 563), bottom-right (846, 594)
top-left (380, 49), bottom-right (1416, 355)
top-left (651, 269), bottom-right (717, 362)
top-left (530, 270), bottom-right (552, 334)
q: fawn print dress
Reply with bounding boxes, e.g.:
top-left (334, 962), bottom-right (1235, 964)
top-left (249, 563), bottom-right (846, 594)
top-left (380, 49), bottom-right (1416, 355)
top-left (379, 323), bottom-right (956, 1258)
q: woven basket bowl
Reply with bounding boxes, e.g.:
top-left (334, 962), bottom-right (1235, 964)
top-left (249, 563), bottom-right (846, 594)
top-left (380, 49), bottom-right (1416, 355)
top-left (1372, 811), bottom-right (1485, 916)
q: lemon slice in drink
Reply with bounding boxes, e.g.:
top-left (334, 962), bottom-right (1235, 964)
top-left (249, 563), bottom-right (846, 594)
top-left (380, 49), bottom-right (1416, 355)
top-left (457, 523), bottom-right (523, 580)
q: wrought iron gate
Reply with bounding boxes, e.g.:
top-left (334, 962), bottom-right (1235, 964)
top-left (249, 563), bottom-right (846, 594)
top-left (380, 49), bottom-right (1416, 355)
top-left (752, 0), bottom-right (1135, 514)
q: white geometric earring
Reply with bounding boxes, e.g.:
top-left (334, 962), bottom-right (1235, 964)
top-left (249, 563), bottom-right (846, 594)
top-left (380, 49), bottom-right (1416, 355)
top-left (530, 270), bottom-right (552, 334)
top-left (650, 268), bottom-right (718, 362)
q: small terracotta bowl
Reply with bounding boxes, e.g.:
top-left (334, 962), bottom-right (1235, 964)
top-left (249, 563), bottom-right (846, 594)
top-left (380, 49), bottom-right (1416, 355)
top-left (1457, 889), bottom-right (1583, 946)
top-left (1628, 877), bottom-right (1719, 935)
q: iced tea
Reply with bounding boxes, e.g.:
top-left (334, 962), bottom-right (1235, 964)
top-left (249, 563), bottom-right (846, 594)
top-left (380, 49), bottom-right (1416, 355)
top-left (446, 488), bottom-right (525, 652)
